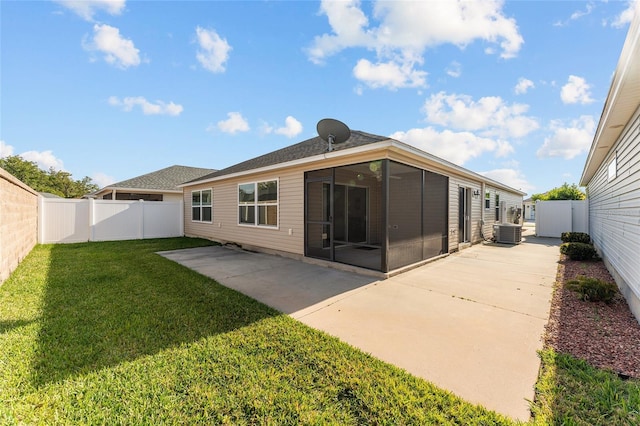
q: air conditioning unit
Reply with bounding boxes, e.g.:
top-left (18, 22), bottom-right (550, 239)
top-left (493, 224), bottom-right (522, 244)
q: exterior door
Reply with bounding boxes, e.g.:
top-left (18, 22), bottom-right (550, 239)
top-left (305, 178), bottom-right (333, 260)
top-left (458, 187), bottom-right (471, 243)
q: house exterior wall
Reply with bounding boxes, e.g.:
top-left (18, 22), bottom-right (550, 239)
top-left (586, 106), bottom-right (640, 321)
top-left (448, 176), bottom-right (483, 251)
top-left (183, 147), bottom-right (523, 263)
top-left (98, 190), bottom-right (183, 202)
top-left (523, 200), bottom-right (535, 221)
top-left (184, 168), bottom-right (304, 256)
top-left (0, 168), bottom-right (39, 283)
top-left (163, 193), bottom-right (183, 202)
top-left (184, 150), bottom-right (388, 257)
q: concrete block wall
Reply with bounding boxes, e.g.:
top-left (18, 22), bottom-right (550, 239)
top-left (0, 168), bottom-right (39, 283)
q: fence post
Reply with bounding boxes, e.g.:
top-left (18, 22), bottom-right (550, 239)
top-left (179, 200), bottom-right (184, 236)
top-left (38, 196), bottom-right (44, 243)
top-left (139, 200), bottom-right (144, 239)
top-left (89, 198), bottom-right (95, 241)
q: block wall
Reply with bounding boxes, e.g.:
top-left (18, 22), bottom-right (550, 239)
top-left (0, 168), bottom-right (38, 283)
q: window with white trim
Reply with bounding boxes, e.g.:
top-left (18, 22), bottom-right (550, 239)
top-left (485, 191), bottom-right (491, 209)
top-left (608, 151), bottom-right (617, 182)
top-left (238, 180), bottom-right (278, 227)
top-left (192, 189), bottom-right (212, 222)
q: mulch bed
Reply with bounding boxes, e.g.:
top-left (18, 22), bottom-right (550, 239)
top-left (544, 255), bottom-right (640, 379)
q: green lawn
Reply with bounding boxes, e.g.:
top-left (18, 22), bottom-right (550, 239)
top-left (1, 238), bottom-right (509, 425)
top-left (531, 349), bottom-right (640, 426)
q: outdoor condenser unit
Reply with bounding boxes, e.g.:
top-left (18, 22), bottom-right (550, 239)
top-left (493, 224), bottom-right (522, 244)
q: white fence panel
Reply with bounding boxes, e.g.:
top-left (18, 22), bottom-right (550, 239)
top-left (535, 200), bottom-right (588, 238)
top-left (143, 201), bottom-right (183, 238)
top-left (39, 199), bottom-right (184, 243)
top-left (92, 200), bottom-right (142, 241)
top-left (39, 198), bottom-right (90, 243)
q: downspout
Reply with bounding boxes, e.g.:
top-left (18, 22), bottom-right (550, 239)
top-left (480, 182), bottom-right (488, 241)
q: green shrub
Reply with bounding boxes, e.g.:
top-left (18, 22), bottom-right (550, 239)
top-left (565, 276), bottom-right (618, 303)
top-left (561, 232), bottom-right (591, 244)
top-left (560, 242), bottom-right (596, 260)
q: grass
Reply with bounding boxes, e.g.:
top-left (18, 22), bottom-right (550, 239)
top-left (1, 238), bottom-right (508, 425)
top-left (531, 349), bottom-right (640, 425)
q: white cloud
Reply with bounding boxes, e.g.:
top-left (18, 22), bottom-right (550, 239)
top-left (479, 168), bottom-right (533, 193)
top-left (195, 27), bottom-right (232, 73)
top-left (353, 59), bottom-right (427, 90)
top-left (83, 24), bottom-right (141, 69)
top-left (537, 115), bottom-right (596, 159)
top-left (108, 96), bottom-right (183, 116)
top-left (610, 1), bottom-right (637, 28)
top-left (390, 127), bottom-right (512, 166)
top-left (274, 116), bottom-right (303, 138)
top-left (422, 91), bottom-right (539, 138)
top-left (55, 0), bottom-right (126, 22)
top-left (560, 75), bottom-right (594, 104)
top-left (217, 112), bottom-right (250, 134)
top-left (514, 77), bottom-right (534, 95)
top-left (92, 172), bottom-right (116, 188)
top-left (1, 140), bottom-right (15, 157)
top-left (446, 61), bottom-right (462, 78)
top-left (20, 150), bottom-right (65, 171)
top-left (554, 2), bottom-right (595, 27)
top-left (307, 0), bottom-right (523, 89)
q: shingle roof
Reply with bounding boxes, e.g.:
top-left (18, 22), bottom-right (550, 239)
top-left (107, 165), bottom-right (217, 191)
top-left (189, 130), bottom-right (388, 183)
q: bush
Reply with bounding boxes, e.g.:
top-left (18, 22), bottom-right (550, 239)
top-left (565, 276), bottom-right (618, 303)
top-left (561, 232), bottom-right (591, 244)
top-left (560, 242), bottom-right (597, 260)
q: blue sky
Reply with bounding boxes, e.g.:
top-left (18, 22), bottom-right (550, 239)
top-left (1, 0), bottom-right (637, 196)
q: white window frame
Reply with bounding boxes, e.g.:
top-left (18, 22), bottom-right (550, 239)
top-left (607, 151), bottom-right (617, 182)
top-left (238, 179), bottom-right (279, 229)
top-left (191, 189), bottom-right (212, 223)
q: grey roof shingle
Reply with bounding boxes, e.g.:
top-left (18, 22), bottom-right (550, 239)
top-left (189, 130), bottom-right (388, 183)
top-left (107, 165), bottom-right (217, 191)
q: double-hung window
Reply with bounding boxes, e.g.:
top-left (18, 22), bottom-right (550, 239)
top-left (238, 179), bottom-right (278, 227)
top-left (192, 189), bottom-right (212, 222)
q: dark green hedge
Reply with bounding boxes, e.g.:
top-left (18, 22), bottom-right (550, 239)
top-left (560, 242), bottom-right (597, 260)
top-left (560, 232), bottom-right (591, 244)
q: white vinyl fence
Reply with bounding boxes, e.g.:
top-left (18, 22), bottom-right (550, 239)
top-left (535, 200), bottom-right (588, 238)
top-left (39, 198), bottom-right (184, 244)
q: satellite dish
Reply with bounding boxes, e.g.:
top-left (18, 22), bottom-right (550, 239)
top-left (317, 118), bottom-right (350, 152)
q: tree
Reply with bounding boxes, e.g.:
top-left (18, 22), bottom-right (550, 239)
top-left (531, 183), bottom-right (586, 201)
top-left (0, 155), bottom-right (98, 198)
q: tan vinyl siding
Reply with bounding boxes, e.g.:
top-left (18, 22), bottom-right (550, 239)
top-left (447, 176), bottom-right (483, 251)
top-left (185, 169), bottom-right (305, 255)
top-left (586, 105), bottom-right (640, 319)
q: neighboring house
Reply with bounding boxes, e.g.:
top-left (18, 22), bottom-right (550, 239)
top-left (91, 165), bottom-right (216, 202)
top-left (580, 3), bottom-right (640, 323)
top-left (181, 129), bottom-right (524, 275)
top-left (523, 198), bottom-right (535, 221)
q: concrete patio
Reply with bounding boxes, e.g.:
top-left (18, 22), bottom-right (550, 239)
top-left (159, 229), bottom-right (560, 422)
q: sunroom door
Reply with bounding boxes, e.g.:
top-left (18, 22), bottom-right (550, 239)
top-left (305, 178), bottom-right (333, 260)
